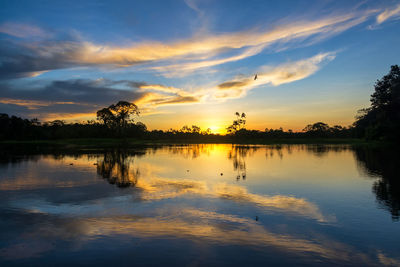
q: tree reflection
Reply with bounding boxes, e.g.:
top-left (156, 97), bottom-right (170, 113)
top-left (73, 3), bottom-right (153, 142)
top-left (302, 144), bottom-right (350, 158)
top-left (264, 145), bottom-right (283, 159)
top-left (354, 146), bottom-right (400, 221)
top-left (228, 146), bottom-right (260, 181)
top-left (167, 144), bottom-right (214, 159)
top-left (96, 149), bottom-right (143, 188)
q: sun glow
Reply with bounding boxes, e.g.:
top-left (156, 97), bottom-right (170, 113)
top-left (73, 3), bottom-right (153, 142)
top-left (208, 125), bottom-right (225, 134)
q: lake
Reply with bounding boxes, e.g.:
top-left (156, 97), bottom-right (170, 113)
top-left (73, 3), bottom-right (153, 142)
top-left (0, 144), bottom-right (399, 266)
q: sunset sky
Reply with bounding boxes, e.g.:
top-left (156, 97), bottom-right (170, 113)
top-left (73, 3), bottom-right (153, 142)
top-left (0, 0), bottom-right (399, 133)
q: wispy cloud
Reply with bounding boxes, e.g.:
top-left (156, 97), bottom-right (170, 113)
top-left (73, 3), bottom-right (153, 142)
top-left (184, 0), bottom-right (204, 17)
top-left (0, 51), bottom-right (335, 120)
top-left (376, 3), bottom-right (400, 24)
top-left (0, 98), bottom-right (76, 110)
top-left (135, 92), bottom-right (201, 107)
top-left (149, 44), bottom-right (267, 77)
top-left (213, 52), bottom-right (336, 99)
top-left (66, 11), bottom-right (371, 72)
top-left (0, 8), bottom-right (376, 80)
top-left (0, 22), bottom-right (49, 38)
top-left (139, 84), bottom-right (182, 94)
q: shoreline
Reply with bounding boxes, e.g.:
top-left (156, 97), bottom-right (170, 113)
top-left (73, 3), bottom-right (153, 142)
top-left (0, 138), bottom-right (383, 149)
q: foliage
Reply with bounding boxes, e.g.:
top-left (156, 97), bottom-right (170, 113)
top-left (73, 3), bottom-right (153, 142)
top-left (97, 101), bottom-right (140, 136)
top-left (226, 112), bottom-right (246, 133)
top-left (354, 65), bottom-right (400, 141)
top-left (0, 112), bottom-right (355, 142)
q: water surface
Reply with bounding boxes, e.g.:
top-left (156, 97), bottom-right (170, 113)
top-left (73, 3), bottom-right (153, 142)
top-left (0, 144), bottom-right (399, 266)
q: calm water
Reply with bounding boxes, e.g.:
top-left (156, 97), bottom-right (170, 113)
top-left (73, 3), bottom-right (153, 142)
top-left (0, 144), bottom-right (399, 266)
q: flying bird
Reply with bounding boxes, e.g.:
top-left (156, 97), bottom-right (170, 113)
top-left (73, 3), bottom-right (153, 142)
top-left (254, 74), bottom-right (258, 80)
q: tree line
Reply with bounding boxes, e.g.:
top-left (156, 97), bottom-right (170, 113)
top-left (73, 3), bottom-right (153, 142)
top-left (0, 113), bottom-right (356, 141)
top-left (0, 65), bottom-right (398, 142)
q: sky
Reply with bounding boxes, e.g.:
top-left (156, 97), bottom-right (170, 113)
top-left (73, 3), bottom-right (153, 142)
top-left (0, 0), bottom-right (399, 133)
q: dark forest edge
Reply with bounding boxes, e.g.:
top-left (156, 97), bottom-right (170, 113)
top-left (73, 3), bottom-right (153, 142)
top-left (0, 137), bottom-right (371, 148)
top-left (1, 65), bottom-right (399, 146)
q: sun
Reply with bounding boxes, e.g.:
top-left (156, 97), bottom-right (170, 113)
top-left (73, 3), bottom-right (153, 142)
top-left (208, 125), bottom-right (225, 134)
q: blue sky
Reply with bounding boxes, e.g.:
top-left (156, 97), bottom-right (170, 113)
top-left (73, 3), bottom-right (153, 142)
top-left (0, 0), bottom-right (399, 132)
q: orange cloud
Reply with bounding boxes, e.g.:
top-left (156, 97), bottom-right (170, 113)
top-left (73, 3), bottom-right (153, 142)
top-left (0, 98), bottom-right (76, 110)
top-left (41, 112), bottom-right (96, 121)
top-left (376, 4), bottom-right (400, 24)
top-left (213, 52), bottom-right (336, 99)
top-left (2, 8), bottom-right (377, 80)
top-left (81, 13), bottom-right (363, 67)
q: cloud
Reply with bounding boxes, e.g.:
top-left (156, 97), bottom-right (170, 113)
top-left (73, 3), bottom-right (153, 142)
top-left (0, 79), bottom-right (201, 120)
top-left (214, 52), bottom-right (336, 99)
top-left (0, 8), bottom-right (375, 79)
top-left (154, 95), bottom-right (200, 105)
top-left (75, 11), bottom-right (368, 72)
top-left (0, 51), bottom-right (335, 120)
top-left (0, 22), bottom-right (49, 38)
top-left (0, 40), bottom-right (84, 79)
top-left (149, 44), bottom-right (266, 77)
top-left (377, 251), bottom-right (400, 266)
top-left (0, 79), bottom-right (144, 105)
top-left (134, 92), bottom-right (201, 108)
top-left (139, 84), bottom-right (184, 94)
top-left (184, 0), bottom-right (203, 16)
top-left (0, 79), bottom-right (144, 120)
top-left (135, 83), bottom-right (201, 106)
top-left (0, 98), bottom-right (75, 110)
top-left (376, 3), bottom-right (400, 24)
top-left (0, 241), bottom-right (53, 260)
top-left (218, 80), bottom-right (249, 90)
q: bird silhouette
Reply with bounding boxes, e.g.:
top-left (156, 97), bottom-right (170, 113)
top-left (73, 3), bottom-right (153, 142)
top-left (254, 74), bottom-right (258, 80)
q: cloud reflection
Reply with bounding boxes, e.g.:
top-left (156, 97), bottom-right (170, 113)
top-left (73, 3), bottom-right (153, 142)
top-left (0, 208), bottom-right (375, 265)
top-left (93, 148), bottom-right (332, 222)
top-left (0, 145), bottom-right (399, 265)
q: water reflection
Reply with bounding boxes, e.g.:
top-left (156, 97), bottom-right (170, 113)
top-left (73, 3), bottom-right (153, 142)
top-left (166, 144), bottom-right (214, 159)
top-left (228, 146), bottom-right (253, 180)
top-left (0, 144), bottom-right (399, 266)
top-left (91, 147), bottom-right (330, 221)
top-left (354, 146), bottom-right (400, 221)
top-left (96, 149), bottom-right (143, 188)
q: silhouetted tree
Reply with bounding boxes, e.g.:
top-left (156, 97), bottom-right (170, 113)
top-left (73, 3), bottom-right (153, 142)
top-left (97, 101), bottom-right (140, 137)
top-left (355, 65), bottom-right (400, 141)
top-left (227, 112), bottom-right (246, 133)
top-left (303, 122), bottom-right (330, 137)
top-left (191, 125), bottom-right (201, 134)
top-left (110, 101), bottom-right (140, 128)
top-left (97, 107), bottom-right (115, 129)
